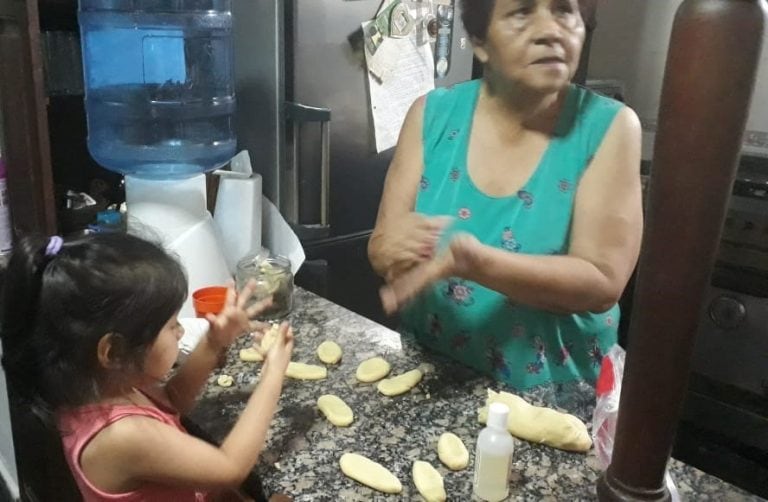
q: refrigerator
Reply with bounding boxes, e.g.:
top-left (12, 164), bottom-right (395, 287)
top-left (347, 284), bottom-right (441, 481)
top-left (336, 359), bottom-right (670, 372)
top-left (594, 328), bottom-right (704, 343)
top-left (233, 0), bottom-right (474, 326)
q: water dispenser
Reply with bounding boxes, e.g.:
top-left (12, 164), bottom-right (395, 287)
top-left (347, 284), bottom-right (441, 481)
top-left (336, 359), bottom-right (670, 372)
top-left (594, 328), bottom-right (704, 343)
top-left (78, 0), bottom-right (260, 316)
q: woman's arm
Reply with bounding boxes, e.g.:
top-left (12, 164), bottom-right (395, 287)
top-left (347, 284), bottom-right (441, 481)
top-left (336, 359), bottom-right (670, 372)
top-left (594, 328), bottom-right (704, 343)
top-left (368, 96), bottom-right (448, 281)
top-left (381, 107), bottom-right (643, 314)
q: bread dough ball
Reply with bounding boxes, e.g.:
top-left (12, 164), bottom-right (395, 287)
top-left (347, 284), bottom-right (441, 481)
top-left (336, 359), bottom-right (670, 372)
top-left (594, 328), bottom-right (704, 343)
top-left (477, 389), bottom-right (592, 452)
top-left (437, 432), bottom-right (469, 471)
top-left (239, 347), bottom-right (264, 362)
top-left (317, 394), bottom-right (354, 427)
top-left (339, 453), bottom-right (402, 494)
top-left (285, 362), bottom-right (327, 380)
top-left (317, 340), bottom-right (342, 365)
top-left (412, 460), bottom-right (446, 502)
top-left (376, 369), bottom-right (422, 396)
top-left (355, 357), bottom-right (391, 383)
top-left (216, 375), bottom-right (234, 387)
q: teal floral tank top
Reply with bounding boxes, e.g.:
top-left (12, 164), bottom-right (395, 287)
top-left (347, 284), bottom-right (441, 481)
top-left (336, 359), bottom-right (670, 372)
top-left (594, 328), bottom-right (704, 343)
top-left (400, 79), bottom-right (624, 391)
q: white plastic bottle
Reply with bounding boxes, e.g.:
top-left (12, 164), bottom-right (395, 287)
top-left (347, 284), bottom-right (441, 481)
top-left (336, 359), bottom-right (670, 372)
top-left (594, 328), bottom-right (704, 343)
top-left (473, 402), bottom-right (515, 501)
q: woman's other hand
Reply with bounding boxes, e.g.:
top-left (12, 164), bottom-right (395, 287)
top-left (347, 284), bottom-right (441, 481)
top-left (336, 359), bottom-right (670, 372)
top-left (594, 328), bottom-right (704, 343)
top-left (380, 233), bottom-right (482, 314)
top-left (380, 213), bottom-right (452, 281)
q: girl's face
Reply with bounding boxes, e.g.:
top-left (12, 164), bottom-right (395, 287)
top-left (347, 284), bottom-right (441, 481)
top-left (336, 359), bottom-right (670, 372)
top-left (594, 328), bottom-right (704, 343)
top-left (475, 0), bottom-right (585, 94)
top-left (143, 312), bottom-right (184, 380)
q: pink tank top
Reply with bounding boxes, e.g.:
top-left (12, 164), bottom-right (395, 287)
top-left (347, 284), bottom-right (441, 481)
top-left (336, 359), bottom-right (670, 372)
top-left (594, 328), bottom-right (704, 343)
top-left (57, 391), bottom-right (208, 502)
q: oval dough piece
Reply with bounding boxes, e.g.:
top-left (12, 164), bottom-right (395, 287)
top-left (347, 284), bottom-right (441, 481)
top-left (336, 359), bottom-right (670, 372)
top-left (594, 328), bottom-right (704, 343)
top-left (285, 362), bottom-right (327, 380)
top-left (217, 375), bottom-right (234, 387)
top-left (239, 347), bottom-right (264, 362)
top-left (376, 369), bottom-right (423, 396)
top-left (317, 394), bottom-right (354, 427)
top-left (412, 461), bottom-right (446, 502)
top-left (317, 340), bottom-right (342, 364)
top-left (355, 357), bottom-right (391, 383)
top-left (437, 432), bottom-right (469, 470)
top-left (339, 453), bottom-right (402, 494)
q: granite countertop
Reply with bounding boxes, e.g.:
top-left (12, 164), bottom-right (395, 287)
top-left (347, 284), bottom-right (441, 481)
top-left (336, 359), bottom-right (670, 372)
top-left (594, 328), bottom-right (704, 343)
top-left (187, 288), bottom-right (762, 501)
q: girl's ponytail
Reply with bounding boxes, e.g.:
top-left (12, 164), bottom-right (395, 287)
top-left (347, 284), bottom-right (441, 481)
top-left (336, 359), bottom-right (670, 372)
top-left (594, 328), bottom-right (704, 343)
top-left (1, 235), bottom-right (61, 419)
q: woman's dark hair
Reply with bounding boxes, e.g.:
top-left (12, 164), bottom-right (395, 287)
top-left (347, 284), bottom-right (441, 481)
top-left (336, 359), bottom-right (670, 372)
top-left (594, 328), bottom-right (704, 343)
top-left (0, 232), bottom-right (187, 422)
top-left (460, 0), bottom-right (495, 41)
top-left (460, 0), bottom-right (587, 41)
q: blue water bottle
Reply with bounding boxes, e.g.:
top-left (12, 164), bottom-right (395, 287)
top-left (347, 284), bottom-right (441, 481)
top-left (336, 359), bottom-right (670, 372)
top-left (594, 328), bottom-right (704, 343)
top-left (78, 0), bottom-right (236, 179)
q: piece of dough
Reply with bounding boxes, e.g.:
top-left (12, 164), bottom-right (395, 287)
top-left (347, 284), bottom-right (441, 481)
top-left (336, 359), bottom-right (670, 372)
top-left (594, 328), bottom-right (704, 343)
top-left (317, 394), bottom-right (354, 427)
top-left (260, 324), bottom-right (279, 352)
top-left (239, 324), bottom-right (279, 363)
top-left (355, 357), bottom-right (391, 383)
top-left (317, 340), bottom-right (342, 364)
top-left (412, 461), bottom-right (446, 502)
top-left (477, 389), bottom-right (592, 452)
top-left (376, 369), bottom-right (422, 396)
top-left (239, 347), bottom-right (263, 362)
top-left (285, 362), bottom-right (327, 380)
top-left (216, 375), bottom-right (234, 387)
top-left (339, 453), bottom-right (402, 494)
top-left (437, 432), bottom-right (469, 470)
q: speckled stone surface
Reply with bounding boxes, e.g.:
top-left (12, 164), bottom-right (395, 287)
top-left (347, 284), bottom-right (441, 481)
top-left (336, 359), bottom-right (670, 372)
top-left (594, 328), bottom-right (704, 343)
top-left (188, 288), bottom-right (763, 501)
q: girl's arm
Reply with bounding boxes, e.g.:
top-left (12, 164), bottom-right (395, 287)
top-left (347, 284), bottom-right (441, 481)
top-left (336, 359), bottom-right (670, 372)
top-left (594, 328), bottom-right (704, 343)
top-left (381, 107), bottom-right (644, 315)
top-left (84, 324), bottom-right (294, 492)
top-left (164, 283), bottom-right (267, 415)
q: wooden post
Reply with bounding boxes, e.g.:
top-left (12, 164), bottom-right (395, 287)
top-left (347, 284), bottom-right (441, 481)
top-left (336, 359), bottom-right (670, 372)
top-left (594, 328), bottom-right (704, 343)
top-left (597, 0), bottom-right (765, 500)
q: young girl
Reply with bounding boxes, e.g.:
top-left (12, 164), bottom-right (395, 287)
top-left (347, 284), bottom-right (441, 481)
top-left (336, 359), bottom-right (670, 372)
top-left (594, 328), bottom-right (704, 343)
top-left (1, 232), bottom-right (294, 501)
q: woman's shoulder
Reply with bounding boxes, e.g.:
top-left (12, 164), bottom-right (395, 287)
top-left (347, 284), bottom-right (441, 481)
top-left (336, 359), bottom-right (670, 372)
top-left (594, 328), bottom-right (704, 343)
top-left (425, 79), bottom-right (482, 106)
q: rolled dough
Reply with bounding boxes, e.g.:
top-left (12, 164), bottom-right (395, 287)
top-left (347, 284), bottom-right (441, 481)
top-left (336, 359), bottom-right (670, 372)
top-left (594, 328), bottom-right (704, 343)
top-left (216, 375), bottom-right (234, 387)
top-left (437, 432), bottom-right (469, 470)
top-left (317, 394), bottom-right (354, 427)
top-left (285, 362), bottom-right (327, 380)
top-left (339, 453), bottom-right (402, 494)
top-left (412, 461), bottom-right (446, 502)
top-left (376, 369), bottom-right (422, 396)
top-left (355, 357), bottom-right (391, 383)
top-left (317, 340), bottom-right (342, 364)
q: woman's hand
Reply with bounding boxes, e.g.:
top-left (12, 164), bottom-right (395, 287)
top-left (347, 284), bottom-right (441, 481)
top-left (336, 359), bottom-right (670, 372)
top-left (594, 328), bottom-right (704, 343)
top-left (375, 213), bottom-right (452, 281)
top-left (205, 280), bottom-right (273, 351)
top-left (380, 233), bottom-right (482, 314)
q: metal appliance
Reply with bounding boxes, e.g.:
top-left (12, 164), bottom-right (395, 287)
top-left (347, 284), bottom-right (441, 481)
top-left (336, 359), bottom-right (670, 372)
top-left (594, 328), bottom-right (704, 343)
top-left (232, 0), bottom-right (474, 325)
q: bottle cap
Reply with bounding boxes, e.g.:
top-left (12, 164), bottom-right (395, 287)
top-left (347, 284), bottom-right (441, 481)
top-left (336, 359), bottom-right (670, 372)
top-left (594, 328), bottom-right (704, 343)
top-left (487, 402), bottom-right (510, 430)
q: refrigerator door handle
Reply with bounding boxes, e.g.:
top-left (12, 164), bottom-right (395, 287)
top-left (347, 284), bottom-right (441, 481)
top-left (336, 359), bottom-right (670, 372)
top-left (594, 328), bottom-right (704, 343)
top-left (285, 101), bottom-right (332, 240)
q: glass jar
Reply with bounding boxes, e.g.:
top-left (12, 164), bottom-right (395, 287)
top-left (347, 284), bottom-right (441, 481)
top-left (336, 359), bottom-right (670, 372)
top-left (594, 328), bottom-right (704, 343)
top-left (235, 253), bottom-right (293, 320)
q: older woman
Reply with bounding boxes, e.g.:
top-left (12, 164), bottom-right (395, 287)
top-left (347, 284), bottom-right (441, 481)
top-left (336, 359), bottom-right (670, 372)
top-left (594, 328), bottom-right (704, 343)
top-left (368, 0), bottom-right (642, 390)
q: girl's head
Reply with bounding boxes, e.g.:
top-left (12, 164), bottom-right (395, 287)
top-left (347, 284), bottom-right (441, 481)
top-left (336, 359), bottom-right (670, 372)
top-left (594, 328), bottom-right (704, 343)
top-left (461, 0), bottom-right (586, 94)
top-left (1, 232), bottom-right (187, 418)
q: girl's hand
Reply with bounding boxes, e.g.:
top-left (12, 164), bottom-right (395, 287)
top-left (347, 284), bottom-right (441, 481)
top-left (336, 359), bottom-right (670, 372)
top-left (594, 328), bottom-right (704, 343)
top-left (380, 233), bottom-right (482, 314)
top-left (205, 280), bottom-right (273, 350)
top-left (263, 322), bottom-right (294, 375)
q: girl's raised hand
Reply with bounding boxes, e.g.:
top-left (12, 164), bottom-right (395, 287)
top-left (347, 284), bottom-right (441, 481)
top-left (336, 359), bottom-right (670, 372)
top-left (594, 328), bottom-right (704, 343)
top-left (205, 280), bottom-right (272, 350)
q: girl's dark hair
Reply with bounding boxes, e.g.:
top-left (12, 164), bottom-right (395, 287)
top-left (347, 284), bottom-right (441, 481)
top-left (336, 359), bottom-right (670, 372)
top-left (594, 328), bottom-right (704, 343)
top-left (0, 232), bottom-right (187, 422)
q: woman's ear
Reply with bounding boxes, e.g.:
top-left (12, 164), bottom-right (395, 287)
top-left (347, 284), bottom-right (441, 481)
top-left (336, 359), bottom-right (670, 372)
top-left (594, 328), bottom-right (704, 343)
top-left (96, 333), bottom-right (118, 370)
top-left (472, 38), bottom-right (489, 64)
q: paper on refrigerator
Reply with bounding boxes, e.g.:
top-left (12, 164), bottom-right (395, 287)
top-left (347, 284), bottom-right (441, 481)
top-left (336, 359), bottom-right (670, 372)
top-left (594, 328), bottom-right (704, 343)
top-left (363, 17), bottom-right (434, 153)
top-left (261, 196), bottom-right (305, 276)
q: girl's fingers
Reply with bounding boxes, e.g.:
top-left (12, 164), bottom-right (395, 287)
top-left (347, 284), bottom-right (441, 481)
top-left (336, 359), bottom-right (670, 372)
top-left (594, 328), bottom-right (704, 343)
top-left (236, 278), bottom-right (258, 309)
top-left (248, 320), bottom-right (270, 332)
top-left (245, 296), bottom-right (273, 318)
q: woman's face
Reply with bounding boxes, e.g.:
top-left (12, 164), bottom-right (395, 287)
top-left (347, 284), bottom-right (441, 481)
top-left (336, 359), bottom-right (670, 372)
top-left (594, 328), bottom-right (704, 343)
top-left (475, 0), bottom-right (585, 93)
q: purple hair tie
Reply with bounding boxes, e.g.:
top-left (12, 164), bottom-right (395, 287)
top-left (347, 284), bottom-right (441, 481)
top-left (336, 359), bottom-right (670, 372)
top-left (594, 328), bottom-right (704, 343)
top-left (45, 236), bottom-right (64, 257)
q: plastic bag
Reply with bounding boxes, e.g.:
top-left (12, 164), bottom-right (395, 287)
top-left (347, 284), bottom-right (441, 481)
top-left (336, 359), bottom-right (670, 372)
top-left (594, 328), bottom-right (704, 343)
top-left (592, 345), bottom-right (680, 501)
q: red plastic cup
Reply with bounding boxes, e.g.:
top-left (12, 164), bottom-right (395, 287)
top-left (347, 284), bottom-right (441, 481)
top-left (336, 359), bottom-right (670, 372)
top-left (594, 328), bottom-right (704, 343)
top-left (192, 286), bottom-right (228, 318)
